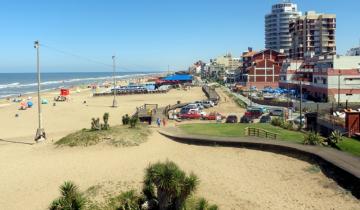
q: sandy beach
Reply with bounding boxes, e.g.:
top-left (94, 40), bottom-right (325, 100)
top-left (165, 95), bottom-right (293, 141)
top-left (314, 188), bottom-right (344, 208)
top-left (0, 85), bottom-right (359, 209)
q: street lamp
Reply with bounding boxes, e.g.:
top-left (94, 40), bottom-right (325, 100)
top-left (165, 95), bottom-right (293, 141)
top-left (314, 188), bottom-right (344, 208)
top-left (34, 40), bottom-right (46, 142)
top-left (112, 55), bottom-right (118, 107)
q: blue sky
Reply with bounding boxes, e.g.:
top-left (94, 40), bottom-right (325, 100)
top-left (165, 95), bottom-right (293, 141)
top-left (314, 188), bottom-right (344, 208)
top-left (0, 0), bottom-right (359, 73)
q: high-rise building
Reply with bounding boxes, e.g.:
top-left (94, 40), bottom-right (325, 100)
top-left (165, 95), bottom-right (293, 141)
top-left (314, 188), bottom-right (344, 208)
top-left (289, 11), bottom-right (336, 59)
top-left (265, 2), bottom-right (301, 56)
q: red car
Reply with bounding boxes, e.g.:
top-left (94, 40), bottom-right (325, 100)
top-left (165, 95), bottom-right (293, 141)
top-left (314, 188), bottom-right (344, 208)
top-left (178, 110), bottom-right (202, 119)
top-left (244, 109), bottom-right (262, 119)
top-left (202, 112), bottom-right (224, 120)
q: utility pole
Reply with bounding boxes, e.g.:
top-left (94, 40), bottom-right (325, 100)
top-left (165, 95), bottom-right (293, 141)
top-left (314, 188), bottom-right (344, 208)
top-left (34, 40), bottom-right (46, 142)
top-left (112, 55), bottom-right (117, 107)
top-left (338, 70), bottom-right (340, 107)
top-left (167, 64), bottom-right (170, 75)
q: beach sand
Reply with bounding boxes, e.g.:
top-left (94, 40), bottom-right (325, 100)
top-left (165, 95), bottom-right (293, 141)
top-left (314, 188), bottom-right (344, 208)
top-left (0, 86), bottom-right (359, 210)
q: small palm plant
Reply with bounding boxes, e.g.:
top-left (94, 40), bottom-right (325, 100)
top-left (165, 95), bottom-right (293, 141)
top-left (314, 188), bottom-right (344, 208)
top-left (49, 181), bottom-right (85, 210)
top-left (143, 160), bottom-right (199, 210)
top-left (101, 112), bottom-right (110, 130)
top-left (303, 132), bottom-right (324, 145)
top-left (328, 130), bottom-right (343, 147)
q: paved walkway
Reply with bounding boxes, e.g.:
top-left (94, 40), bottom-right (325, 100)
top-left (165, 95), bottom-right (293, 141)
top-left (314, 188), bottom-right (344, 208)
top-left (159, 127), bottom-right (360, 180)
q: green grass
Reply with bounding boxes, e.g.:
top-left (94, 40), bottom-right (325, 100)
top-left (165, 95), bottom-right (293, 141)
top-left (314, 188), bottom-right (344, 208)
top-left (56, 124), bottom-right (151, 147)
top-left (179, 123), bottom-right (304, 143)
top-left (179, 123), bottom-right (360, 157)
top-left (337, 137), bottom-right (360, 157)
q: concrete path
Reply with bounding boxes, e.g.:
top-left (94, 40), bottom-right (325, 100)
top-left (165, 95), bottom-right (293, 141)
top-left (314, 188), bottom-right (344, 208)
top-left (159, 127), bottom-right (360, 180)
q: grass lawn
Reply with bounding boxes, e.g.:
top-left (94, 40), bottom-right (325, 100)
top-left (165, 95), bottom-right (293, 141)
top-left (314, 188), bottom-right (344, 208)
top-left (179, 123), bottom-right (304, 143)
top-left (56, 124), bottom-right (151, 147)
top-left (337, 137), bottom-right (360, 157)
top-left (179, 123), bottom-right (360, 157)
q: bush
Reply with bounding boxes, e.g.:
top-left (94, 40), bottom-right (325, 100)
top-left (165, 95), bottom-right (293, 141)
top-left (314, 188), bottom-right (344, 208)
top-left (91, 118), bottom-right (101, 131)
top-left (281, 120), bottom-right (294, 130)
top-left (271, 117), bottom-right (282, 127)
top-left (129, 116), bottom-right (139, 128)
top-left (143, 160), bottom-right (199, 210)
top-left (49, 181), bottom-right (85, 210)
top-left (327, 130), bottom-right (343, 147)
top-left (122, 114), bottom-right (130, 125)
top-left (101, 112), bottom-right (110, 130)
top-left (303, 132), bottom-right (324, 145)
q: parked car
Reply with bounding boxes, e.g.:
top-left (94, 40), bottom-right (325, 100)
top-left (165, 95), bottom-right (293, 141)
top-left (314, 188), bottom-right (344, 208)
top-left (260, 115), bottom-right (271, 123)
top-left (293, 115), bottom-right (305, 124)
top-left (202, 112), bottom-right (224, 120)
top-left (240, 115), bottom-right (252, 123)
top-left (201, 100), bottom-right (215, 108)
top-left (225, 114), bottom-right (238, 123)
top-left (178, 110), bottom-right (202, 119)
top-left (269, 109), bottom-right (284, 116)
top-left (244, 108), bottom-right (263, 119)
top-left (185, 103), bottom-right (204, 110)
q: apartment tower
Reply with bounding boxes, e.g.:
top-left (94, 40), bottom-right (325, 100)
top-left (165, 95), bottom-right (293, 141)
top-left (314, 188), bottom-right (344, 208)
top-left (289, 11), bottom-right (336, 59)
top-left (265, 1), bottom-right (301, 56)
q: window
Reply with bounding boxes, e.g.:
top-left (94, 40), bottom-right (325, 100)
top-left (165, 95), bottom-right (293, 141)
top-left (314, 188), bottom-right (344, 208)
top-left (323, 79), bottom-right (327, 84)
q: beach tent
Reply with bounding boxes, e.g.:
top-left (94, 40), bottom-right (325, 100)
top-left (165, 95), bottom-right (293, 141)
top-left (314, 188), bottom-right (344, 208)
top-left (60, 88), bottom-right (70, 96)
top-left (27, 101), bottom-right (33, 108)
top-left (41, 99), bottom-right (49, 104)
top-left (163, 74), bottom-right (193, 81)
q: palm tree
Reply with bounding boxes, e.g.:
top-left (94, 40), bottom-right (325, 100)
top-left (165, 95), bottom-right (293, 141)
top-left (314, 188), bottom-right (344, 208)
top-left (194, 198), bottom-right (218, 210)
top-left (143, 161), bottom-right (199, 210)
top-left (174, 173), bottom-right (199, 210)
top-left (49, 181), bottom-right (85, 210)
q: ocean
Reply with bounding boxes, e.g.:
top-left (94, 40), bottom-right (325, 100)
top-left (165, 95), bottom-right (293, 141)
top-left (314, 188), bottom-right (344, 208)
top-left (0, 72), bottom-right (157, 98)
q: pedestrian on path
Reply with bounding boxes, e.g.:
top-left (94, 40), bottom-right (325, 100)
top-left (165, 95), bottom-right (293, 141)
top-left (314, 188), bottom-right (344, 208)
top-left (162, 118), bottom-right (166, 127)
top-left (156, 117), bottom-right (161, 127)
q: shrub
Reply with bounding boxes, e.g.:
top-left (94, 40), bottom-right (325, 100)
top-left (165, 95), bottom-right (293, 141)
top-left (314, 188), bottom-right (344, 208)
top-left (327, 130), bottom-right (343, 147)
top-left (108, 190), bottom-right (142, 210)
top-left (49, 181), bottom-right (85, 210)
top-left (91, 118), bottom-right (101, 131)
top-left (129, 116), bottom-right (139, 128)
top-left (101, 112), bottom-right (110, 130)
top-left (271, 117), bottom-right (282, 127)
top-left (281, 120), bottom-right (294, 130)
top-left (303, 132), bottom-right (324, 145)
top-left (122, 114), bottom-right (130, 125)
top-left (143, 160), bottom-right (199, 210)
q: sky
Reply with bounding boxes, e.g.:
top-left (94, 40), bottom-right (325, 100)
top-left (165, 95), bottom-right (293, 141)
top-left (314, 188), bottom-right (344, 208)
top-left (0, 0), bottom-right (359, 73)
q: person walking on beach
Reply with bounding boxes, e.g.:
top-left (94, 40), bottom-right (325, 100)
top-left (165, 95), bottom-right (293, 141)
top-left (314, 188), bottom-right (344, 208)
top-left (156, 117), bottom-right (161, 127)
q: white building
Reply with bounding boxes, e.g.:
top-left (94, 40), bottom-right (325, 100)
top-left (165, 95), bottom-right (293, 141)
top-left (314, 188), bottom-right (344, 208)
top-left (265, 2), bottom-right (301, 56)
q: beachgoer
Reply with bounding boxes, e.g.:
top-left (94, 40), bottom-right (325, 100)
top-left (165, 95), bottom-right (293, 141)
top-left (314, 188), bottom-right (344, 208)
top-left (162, 118), bottom-right (166, 127)
top-left (156, 117), bottom-right (161, 127)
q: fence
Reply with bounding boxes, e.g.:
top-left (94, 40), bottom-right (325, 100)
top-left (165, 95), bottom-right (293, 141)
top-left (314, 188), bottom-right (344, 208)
top-left (245, 127), bottom-right (278, 140)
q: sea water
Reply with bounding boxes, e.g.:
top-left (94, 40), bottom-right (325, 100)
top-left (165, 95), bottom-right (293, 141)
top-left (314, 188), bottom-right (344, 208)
top-left (0, 72), bottom-right (157, 98)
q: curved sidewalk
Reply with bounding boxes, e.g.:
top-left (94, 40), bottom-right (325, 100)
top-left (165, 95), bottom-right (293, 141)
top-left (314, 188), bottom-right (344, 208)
top-left (159, 127), bottom-right (360, 197)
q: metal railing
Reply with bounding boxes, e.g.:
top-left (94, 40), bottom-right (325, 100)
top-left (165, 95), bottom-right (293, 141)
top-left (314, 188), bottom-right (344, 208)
top-left (245, 127), bottom-right (278, 140)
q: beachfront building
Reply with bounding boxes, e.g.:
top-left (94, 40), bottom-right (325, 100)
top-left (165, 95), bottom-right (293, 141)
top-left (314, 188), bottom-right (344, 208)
top-left (279, 54), bottom-right (360, 102)
top-left (244, 49), bottom-right (286, 89)
top-left (189, 60), bottom-right (206, 75)
top-left (239, 47), bottom-right (258, 84)
top-left (265, 2), bottom-right (301, 56)
top-left (208, 53), bottom-right (242, 82)
top-left (289, 11), bottom-right (336, 59)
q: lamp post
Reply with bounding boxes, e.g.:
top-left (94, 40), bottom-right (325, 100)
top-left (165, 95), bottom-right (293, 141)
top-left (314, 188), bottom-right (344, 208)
top-left (34, 40), bottom-right (46, 142)
top-left (112, 55), bottom-right (117, 107)
top-left (299, 80), bottom-right (303, 129)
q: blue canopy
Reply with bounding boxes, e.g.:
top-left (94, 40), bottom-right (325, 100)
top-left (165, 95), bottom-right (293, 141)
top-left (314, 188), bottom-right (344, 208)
top-left (163, 74), bottom-right (193, 81)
